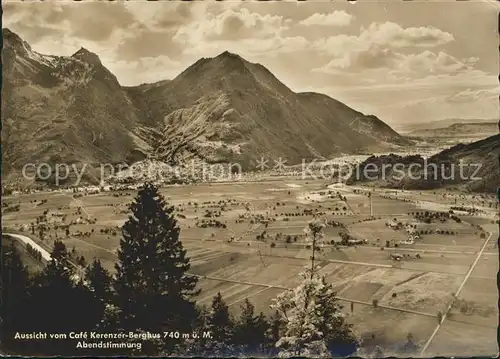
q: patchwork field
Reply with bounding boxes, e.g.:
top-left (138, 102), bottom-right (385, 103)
top-left (2, 179), bottom-right (498, 356)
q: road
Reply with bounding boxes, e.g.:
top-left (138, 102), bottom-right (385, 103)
top-left (4, 233), bottom-right (84, 278)
top-left (419, 231), bottom-right (495, 355)
top-left (4, 233), bottom-right (52, 261)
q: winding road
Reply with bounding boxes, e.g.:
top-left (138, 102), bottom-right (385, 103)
top-left (4, 233), bottom-right (52, 261)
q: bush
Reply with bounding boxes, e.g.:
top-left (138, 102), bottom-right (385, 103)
top-left (372, 299), bottom-right (379, 308)
top-left (437, 311), bottom-right (443, 323)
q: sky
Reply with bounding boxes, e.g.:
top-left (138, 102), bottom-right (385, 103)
top-left (3, 0), bottom-right (499, 129)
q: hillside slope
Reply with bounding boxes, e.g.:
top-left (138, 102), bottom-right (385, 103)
top-left (347, 134), bottom-right (500, 193)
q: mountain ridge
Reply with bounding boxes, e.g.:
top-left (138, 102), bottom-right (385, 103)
top-left (346, 134), bottom-right (500, 193)
top-left (408, 122), bottom-right (498, 138)
top-left (2, 28), bottom-right (409, 186)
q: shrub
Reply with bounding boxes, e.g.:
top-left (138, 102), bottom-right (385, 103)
top-left (437, 311), bottom-right (443, 323)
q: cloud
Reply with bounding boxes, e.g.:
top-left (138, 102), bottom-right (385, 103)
top-left (314, 22), bottom-right (454, 57)
top-left (173, 7), bottom-right (290, 44)
top-left (312, 20), bottom-right (474, 82)
top-left (4, 2), bottom-right (134, 44)
top-left (123, 2), bottom-right (194, 30)
top-left (311, 22), bottom-right (461, 80)
top-left (299, 11), bottom-right (353, 27)
top-left (178, 35), bottom-right (311, 60)
top-left (315, 45), bottom-right (400, 72)
top-left (363, 22), bottom-right (454, 48)
top-left (170, 6), bottom-right (312, 59)
top-left (113, 26), bottom-right (184, 62)
top-left (446, 86), bottom-right (500, 104)
top-left (391, 51), bottom-right (472, 76)
top-left (108, 55), bottom-right (182, 86)
top-left (314, 48), bottom-right (474, 76)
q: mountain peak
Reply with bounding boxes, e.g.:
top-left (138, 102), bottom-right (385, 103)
top-left (2, 28), bottom-right (31, 52)
top-left (3, 28), bottom-right (16, 37)
top-left (215, 51), bottom-right (246, 62)
top-left (219, 50), bottom-right (239, 57)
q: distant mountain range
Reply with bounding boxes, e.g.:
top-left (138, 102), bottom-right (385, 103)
top-left (397, 118), bottom-right (498, 134)
top-left (408, 122), bottom-right (498, 138)
top-left (347, 134), bottom-right (500, 193)
top-left (2, 28), bottom-right (410, 185)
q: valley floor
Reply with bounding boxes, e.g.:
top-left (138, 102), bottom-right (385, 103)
top-left (3, 178), bottom-right (498, 357)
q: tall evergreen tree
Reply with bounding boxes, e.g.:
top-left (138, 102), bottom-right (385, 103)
top-left (267, 309), bottom-right (284, 355)
top-left (234, 299), bottom-right (269, 355)
top-left (20, 241), bottom-right (101, 355)
top-left (113, 183), bottom-right (199, 341)
top-left (32, 240), bottom-right (74, 292)
top-left (315, 275), bottom-right (359, 357)
top-left (1, 244), bottom-right (30, 349)
top-left (85, 258), bottom-right (113, 318)
top-left (184, 305), bottom-right (211, 356)
top-left (205, 292), bottom-right (235, 356)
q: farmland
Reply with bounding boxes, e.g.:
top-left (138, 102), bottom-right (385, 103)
top-left (2, 177), bottom-right (498, 356)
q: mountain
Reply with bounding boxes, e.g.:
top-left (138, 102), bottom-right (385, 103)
top-left (125, 51), bottom-right (410, 169)
top-left (347, 134), bottom-right (500, 193)
top-left (397, 118), bottom-right (498, 134)
top-left (2, 29), bottom-right (409, 185)
top-left (408, 122), bottom-right (498, 138)
top-left (1, 28), bottom-right (147, 184)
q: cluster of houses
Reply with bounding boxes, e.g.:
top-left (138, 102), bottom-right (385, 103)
top-left (403, 224), bottom-right (420, 244)
top-left (386, 219), bottom-right (421, 245)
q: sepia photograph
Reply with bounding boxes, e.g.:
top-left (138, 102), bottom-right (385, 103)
top-left (1, 0), bottom-right (499, 357)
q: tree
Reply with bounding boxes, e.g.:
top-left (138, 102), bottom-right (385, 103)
top-left (271, 268), bottom-right (358, 357)
top-left (314, 274), bottom-right (358, 357)
top-left (304, 219), bottom-right (326, 279)
top-left (85, 258), bottom-right (113, 318)
top-left (267, 310), bottom-right (284, 356)
top-left (113, 183), bottom-right (199, 349)
top-left (402, 332), bottom-right (418, 354)
top-left (373, 345), bottom-right (384, 358)
top-left (234, 299), bottom-right (269, 355)
top-left (77, 255), bottom-right (87, 267)
top-left (184, 305), bottom-right (211, 356)
top-left (41, 240), bottom-right (75, 285)
top-left (204, 292), bottom-right (235, 356)
top-left (20, 241), bottom-right (102, 355)
top-left (436, 311), bottom-right (443, 323)
top-left (1, 244), bottom-right (30, 347)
